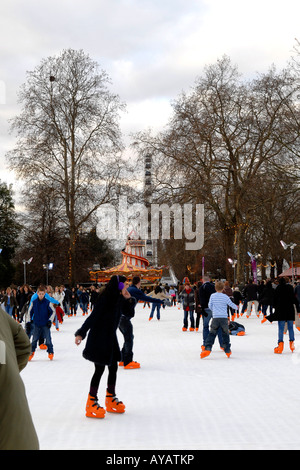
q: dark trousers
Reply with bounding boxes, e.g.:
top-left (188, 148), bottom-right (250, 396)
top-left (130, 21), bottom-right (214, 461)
top-left (204, 317), bottom-right (231, 353)
top-left (31, 325), bottom-right (53, 354)
top-left (90, 361), bottom-right (118, 397)
top-left (118, 315), bottom-right (134, 366)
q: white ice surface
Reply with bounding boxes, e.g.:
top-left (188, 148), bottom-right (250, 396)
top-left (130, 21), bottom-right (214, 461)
top-left (21, 302), bottom-right (300, 450)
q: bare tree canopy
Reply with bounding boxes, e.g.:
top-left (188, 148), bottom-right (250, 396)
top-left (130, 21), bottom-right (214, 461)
top-left (7, 48), bottom-right (126, 283)
top-left (133, 56), bottom-right (300, 281)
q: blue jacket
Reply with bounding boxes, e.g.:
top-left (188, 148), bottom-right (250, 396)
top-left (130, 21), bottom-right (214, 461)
top-left (127, 285), bottom-right (163, 304)
top-left (30, 292), bottom-right (60, 305)
top-left (28, 297), bottom-right (55, 327)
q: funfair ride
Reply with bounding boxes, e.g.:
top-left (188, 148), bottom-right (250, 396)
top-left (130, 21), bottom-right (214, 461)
top-left (89, 230), bottom-right (163, 285)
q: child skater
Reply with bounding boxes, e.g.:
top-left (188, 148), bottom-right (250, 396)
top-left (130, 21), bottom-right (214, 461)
top-left (75, 275), bottom-right (136, 418)
top-left (200, 281), bottom-right (238, 359)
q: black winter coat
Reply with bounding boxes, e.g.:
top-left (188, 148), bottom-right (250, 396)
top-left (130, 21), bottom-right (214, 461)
top-left (243, 283), bottom-right (258, 301)
top-left (198, 282), bottom-right (215, 309)
top-left (272, 283), bottom-right (300, 321)
top-left (259, 285), bottom-right (275, 306)
top-left (75, 293), bottom-right (136, 365)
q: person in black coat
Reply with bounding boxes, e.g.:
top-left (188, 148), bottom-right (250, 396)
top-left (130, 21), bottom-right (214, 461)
top-left (265, 277), bottom-right (300, 353)
top-left (74, 275), bottom-right (136, 418)
top-left (243, 280), bottom-right (258, 316)
top-left (259, 280), bottom-right (275, 320)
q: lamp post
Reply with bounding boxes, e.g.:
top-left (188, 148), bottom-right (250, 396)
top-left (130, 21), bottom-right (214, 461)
top-left (280, 241), bottom-right (297, 284)
top-left (228, 258), bottom-right (237, 284)
top-left (23, 257), bottom-right (33, 284)
top-left (43, 262), bottom-right (54, 285)
top-left (93, 264), bottom-right (100, 286)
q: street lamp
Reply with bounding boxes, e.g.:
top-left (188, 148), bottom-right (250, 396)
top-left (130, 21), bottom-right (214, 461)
top-left (280, 240), bottom-right (297, 283)
top-left (23, 257), bottom-right (33, 284)
top-left (228, 258), bottom-right (237, 284)
top-left (43, 262), bottom-right (54, 284)
top-left (93, 264), bottom-right (100, 286)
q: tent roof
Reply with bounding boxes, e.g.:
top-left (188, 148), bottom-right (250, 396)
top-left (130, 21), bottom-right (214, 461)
top-left (279, 267), bottom-right (300, 277)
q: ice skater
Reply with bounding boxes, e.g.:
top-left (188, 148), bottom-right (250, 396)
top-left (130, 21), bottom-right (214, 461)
top-left (75, 275), bottom-right (136, 418)
top-left (200, 281), bottom-right (238, 358)
top-left (27, 285), bottom-right (56, 361)
top-left (264, 277), bottom-right (300, 354)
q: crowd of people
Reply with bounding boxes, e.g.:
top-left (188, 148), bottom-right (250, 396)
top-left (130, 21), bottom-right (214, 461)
top-left (1, 274), bottom-right (300, 434)
top-left (1, 276), bottom-right (300, 350)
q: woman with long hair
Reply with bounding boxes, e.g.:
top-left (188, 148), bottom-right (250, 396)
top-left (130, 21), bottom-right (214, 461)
top-left (75, 275), bottom-right (136, 418)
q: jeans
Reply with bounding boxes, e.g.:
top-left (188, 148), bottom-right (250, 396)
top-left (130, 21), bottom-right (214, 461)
top-left (150, 304), bottom-right (161, 319)
top-left (183, 309), bottom-right (194, 328)
top-left (118, 315), bottom-right (134, 366)
top-left (82, 302), bottom-right (88, 314)
top-left (63, 301), bottom-right (70, 316)
top-left (204, 317), bottom-right (231, 353)
top-left (203, 308), bottom-right (223, 346)
top-left (5, 305), bottom-right (13, 316)
top-left (278, 320), bottom-right (295, 343)
top-left (262, 304), bottom-right (272, 316)
top-left (31, 324), bottom-right (54, 354)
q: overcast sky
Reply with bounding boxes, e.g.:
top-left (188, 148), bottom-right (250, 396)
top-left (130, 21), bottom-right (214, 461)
top-left (0, 0), bottom-right (299, 190)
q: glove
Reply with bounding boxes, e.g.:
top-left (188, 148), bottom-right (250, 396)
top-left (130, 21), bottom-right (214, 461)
top-left (47, 320), bottom-right (52, 328)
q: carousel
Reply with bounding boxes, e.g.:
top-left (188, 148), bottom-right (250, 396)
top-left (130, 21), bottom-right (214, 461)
top-left (89, 230), bottom-right (163, 285)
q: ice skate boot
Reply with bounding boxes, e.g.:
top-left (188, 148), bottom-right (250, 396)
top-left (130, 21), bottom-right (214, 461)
top-left (274, 342), bottom-right (284, 354)
top-left (29, 352), bottom-right (34, 361)
top-left (225, 351), bottom-right (232, 358)
top-left (86, 394), bottom-right (106, 418)
top-left (200, 349), bottom-right (211, 358)
top-left (124, 361), bottom-right (140, 369)
top-left (290, 341), bottom-right (295, 352)
top-left (105, 391), bottom-right (125, 413)
top-left (48, 353), bottom-right (54, 360)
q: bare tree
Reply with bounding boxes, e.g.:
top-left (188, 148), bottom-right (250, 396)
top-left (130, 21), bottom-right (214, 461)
top-left (133, 56), bottom-right (300, 281)
top-left (7, 49), bottom-right (126, 283)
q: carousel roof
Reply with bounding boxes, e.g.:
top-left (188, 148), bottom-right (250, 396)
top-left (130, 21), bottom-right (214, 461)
top-left (89, 232), bottom-right (163, 283)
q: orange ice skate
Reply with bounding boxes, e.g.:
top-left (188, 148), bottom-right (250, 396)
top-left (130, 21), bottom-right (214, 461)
top-left (200, 349), bottom-right (211, 358)
top-left (105, 391), bottom-right (125, 413)
top-left (86, 394), bottom-right (106, 418)
top-left (274, 342), bottom-right (284, 354)
top-left (124, 361), bottom-right (140, 369)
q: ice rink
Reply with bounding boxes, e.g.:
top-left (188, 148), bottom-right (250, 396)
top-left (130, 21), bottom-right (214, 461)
top-left (21, 301), bottom-right (300, 450)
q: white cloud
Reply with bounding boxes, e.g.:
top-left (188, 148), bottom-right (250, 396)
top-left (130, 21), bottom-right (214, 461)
top-left (0, 0), bottom-right (299, 191)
